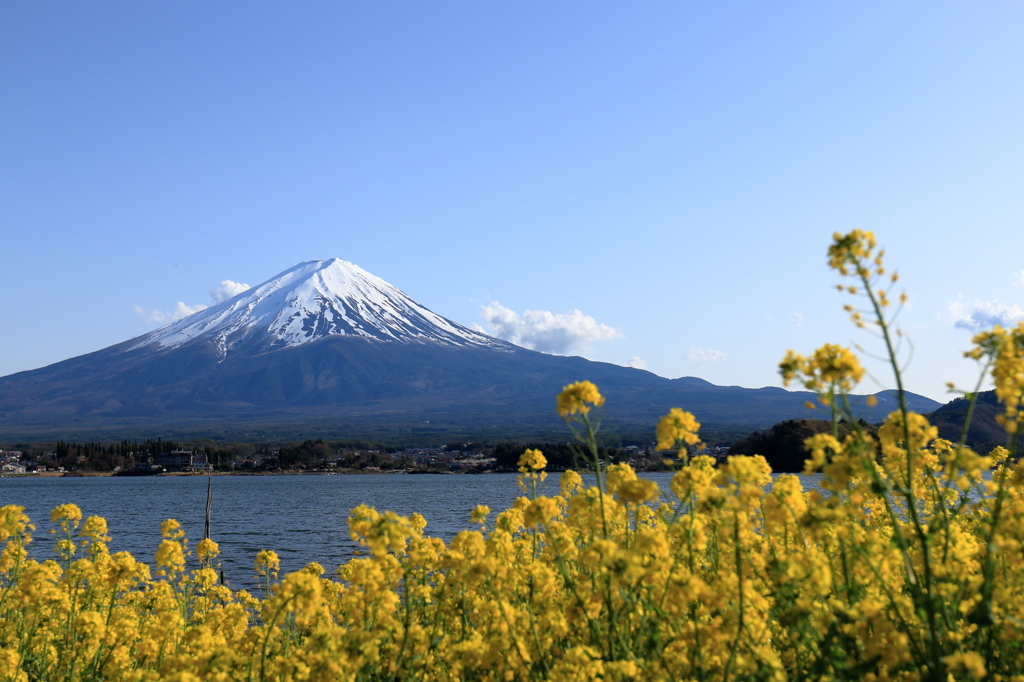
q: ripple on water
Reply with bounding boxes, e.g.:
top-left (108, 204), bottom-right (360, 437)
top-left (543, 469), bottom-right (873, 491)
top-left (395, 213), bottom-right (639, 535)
top-left (0, 471), bottom-right (822, 588)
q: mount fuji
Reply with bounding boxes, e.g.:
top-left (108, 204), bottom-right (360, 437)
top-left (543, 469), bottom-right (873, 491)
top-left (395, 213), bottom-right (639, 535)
top-left (0, 259), bottom-right (940, 441)
top-left (132, 259), bottom-right (507, 357)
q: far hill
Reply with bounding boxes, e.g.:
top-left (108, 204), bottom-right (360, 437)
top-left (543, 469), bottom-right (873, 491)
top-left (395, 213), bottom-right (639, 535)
top-left (0, 258), bottom-right (940, 443)
top-left (727, 392), bottom-right (1020, 473)
top-left (727, 419), bottom-right (879, 473)
top-left (927, 390), bottom-right (1021, 452)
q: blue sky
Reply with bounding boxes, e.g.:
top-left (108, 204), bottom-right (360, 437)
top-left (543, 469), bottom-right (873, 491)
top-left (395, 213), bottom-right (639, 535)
top-left (2, 2), bottom-right (1022, 403)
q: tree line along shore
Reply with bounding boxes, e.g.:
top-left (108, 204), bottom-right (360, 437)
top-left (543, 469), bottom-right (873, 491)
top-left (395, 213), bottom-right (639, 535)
top-left (3, 391), bottom-right (1015, 477)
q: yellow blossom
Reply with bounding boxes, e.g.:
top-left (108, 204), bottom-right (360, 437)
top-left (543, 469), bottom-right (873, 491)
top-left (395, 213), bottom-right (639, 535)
top-left (517, 448), bottom-right (547, 472)
top-left (470, 505), bottom-right (491, 524)
top-left (655, 407), bottom-right (701, 451)
top-left (556, 380), bottom-right (605, 417)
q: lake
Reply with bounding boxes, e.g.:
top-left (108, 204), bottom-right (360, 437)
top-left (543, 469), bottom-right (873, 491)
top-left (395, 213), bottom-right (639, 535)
top-left (0, 471), bottom-right (822, 588)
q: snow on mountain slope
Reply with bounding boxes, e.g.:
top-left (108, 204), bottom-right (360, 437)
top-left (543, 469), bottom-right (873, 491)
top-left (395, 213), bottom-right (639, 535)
top-left (132, 259), bottom-right (505, 357)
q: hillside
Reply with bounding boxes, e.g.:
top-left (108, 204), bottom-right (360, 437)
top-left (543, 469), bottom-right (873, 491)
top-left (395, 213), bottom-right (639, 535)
top-left (927, 390), bottom-right (1020, 451)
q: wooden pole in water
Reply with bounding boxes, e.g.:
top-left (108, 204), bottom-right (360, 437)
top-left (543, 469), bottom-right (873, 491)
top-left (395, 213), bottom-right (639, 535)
top-left (204, 475), bottom-right (212, 540)
top-left (203, 475), bottom-right (226, 585)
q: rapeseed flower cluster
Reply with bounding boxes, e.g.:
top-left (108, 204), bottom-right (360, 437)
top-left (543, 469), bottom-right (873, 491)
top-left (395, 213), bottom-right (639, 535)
top-left (555, 381), bottom-right (604, 418)
top-left (655, 408), bottom-right (702, 454)
top-left (2, 231), bottom-right (1023, 681)
top-left (969, 323), bottom-right (1024, 439)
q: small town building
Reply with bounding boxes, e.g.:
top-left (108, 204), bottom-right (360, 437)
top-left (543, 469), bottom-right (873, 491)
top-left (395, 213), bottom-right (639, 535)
top-left (156, 450), bottom-right (194, 470)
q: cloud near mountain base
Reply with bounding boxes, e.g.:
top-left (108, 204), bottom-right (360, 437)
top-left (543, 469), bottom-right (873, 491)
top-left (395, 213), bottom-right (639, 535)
top-left (480, 302), bottom-right (621, 355)
top-left (948, 297), bottom-right (1023, 332)
top-left (687, 347), bottom-right (727, 363)
top-left (132, 302), bottom-right (208, 325)
top-left (134, 279), bottom-right (251, 325)
top-left (210, 280), bottom-right (250, 303)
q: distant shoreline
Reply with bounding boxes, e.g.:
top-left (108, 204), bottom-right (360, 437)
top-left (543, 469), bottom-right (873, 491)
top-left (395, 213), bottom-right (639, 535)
top-left (1, 469), bottom-right (495, 478)
top-left (0, 467), bottom-right (605, 479)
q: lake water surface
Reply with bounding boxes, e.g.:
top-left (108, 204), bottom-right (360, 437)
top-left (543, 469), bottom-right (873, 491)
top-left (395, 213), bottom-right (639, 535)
top-left (1, 472), bottom-right (821, 588)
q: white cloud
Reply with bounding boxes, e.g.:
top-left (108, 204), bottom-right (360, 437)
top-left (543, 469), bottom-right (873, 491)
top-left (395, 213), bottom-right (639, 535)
top-left (948, 297), bottom-right (1024, 332)
top-left (135, 278), bottom-right (250, 325)
top-left (133, 302), bottom-right (207, 325)
top-left (210, 280), bottom-right (250, 303)
top-left (480, 302), bottom-right (621, 355)
top-left (1018, 270), bottom-right (1024, 286)
top-left (687, 347), bottom-right (727, 363)
top-left (627, 356), bottom-right (647, 370)
top-left (791, 312), bottom-right (804, 327)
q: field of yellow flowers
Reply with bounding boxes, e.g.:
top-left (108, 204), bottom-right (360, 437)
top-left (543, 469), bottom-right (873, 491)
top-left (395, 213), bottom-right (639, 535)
top-left (2, 231), bottom-right (1024, 681)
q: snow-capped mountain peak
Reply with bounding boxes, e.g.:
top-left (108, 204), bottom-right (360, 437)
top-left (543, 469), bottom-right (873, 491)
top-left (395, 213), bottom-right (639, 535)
top-left (133, 258), bottom-right (503, 356)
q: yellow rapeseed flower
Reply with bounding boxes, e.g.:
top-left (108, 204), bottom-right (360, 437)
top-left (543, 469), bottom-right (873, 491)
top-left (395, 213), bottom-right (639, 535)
top-left (470, 505), bottom-right (491, 524)
top-left (781, 344), bottom-right (864, 395)
top-left (971, 322), bottom-right (1024, 437)
top-left (556, 380), bottom-right (605, 417)
top-left (196, 537), bottom-right (220, 565)
top-left (655, 407), bottom-right (701, 452)
top-left (154, 539), bottom-right (185, 572)
top-left (517, 448), bottom-right (547, 472)
top-left (827, 229), bottom-right (877, 276)
top-left (255, 549), bottom-right (280, 579)
top-left (50, 503), bottom-right (82, 526)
